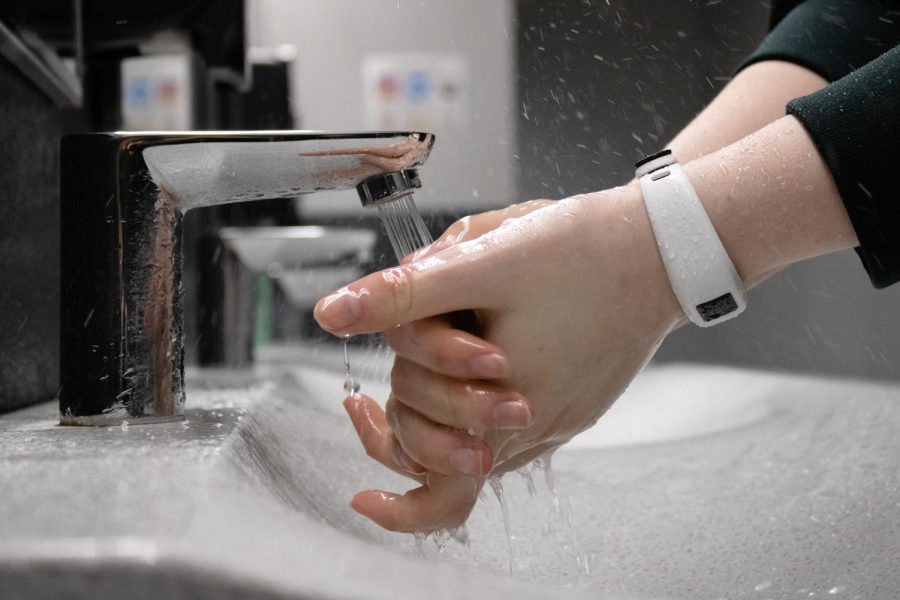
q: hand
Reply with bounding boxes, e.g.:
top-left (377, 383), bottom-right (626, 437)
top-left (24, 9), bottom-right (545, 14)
top-left (316, 184), bottom-right (683, 532)
top-left (334, 201), bottom-right (556, 532)
top-left (409, 199), bottom-right (554, 260)
top-left (384, 199), bottom-right (555, 386)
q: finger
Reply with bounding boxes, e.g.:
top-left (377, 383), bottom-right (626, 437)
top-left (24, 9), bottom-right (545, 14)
top-left (350, 472), bottom-right (481, 532)
top-left (410, 200), bottom-right (553, 262)
top-left (390, 358), bottom-right (532, 433)
top-left (343, 394), bottom-right (426, 480)
top-left (384, 317), bottom-right (508, 380)
top-left (398, 221), bottom-right (469, 266)
top-left (386, 396), bottom-right (493, 477)
top-left (313, 242), bottom-right (496, 335)
top-left (412, 214), bottom-right (480, 259)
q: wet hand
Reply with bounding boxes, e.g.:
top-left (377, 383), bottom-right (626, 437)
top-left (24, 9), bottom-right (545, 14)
top-left (339, 392), bottom-right (485, 531)
top-left (316, 186), bottom-right (682, 532)
top-left (328, 204), bottom-right (548, 532)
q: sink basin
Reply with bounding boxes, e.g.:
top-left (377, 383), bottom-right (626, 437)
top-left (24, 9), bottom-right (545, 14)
top-left (3, 349), bottom-right (900, 599)
top-left (567, 366), bottom-right (775, 449)
top-left (0, 378), bottom-right (582, 600)
top-left (277, 345), bottom-right (777, 449)
top-left (219, 226), bottom-right (376, 273)
top-left (276, 265), bottom-right (364, 308)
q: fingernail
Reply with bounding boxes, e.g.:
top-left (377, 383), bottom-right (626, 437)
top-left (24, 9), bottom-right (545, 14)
top-left (468, 353), bottom-right (509, 379)
top-left (450, 447), bottom-right (484, 476)
top-left (392, 445), bottom-right (426, 476)
top-left (493, 400), bottom-right (532, 429)
top-left (350, 490), bottom-right (400, 513)
top-left (318, 290), bottom-right (361, 329)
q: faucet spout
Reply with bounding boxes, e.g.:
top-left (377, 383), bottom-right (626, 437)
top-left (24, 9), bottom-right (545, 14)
top-left (59, 131), bottom-right (434, 425)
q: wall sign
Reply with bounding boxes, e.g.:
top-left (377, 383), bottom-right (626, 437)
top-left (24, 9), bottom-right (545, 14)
top-left (362, 54), bottom-right (467, 133)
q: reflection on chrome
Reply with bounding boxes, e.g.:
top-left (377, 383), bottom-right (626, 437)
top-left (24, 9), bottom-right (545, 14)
top-left (59, 131), bottom-right (433, 425)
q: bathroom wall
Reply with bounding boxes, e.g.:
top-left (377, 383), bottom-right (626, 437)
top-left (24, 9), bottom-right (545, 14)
top-left (246, 0), bottom-right (900, 380)
top-left (246, 0), bottom-right (518, 218)
top-left (517, 0), bottom-right (900, 380)
top-left (0, 55), bottom-right (82, 413)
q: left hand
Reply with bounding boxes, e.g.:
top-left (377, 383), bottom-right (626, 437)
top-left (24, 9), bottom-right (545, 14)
top-left (337, 201), bottom-right (554, 532)
top-left (316, 186), bottom-right (682, 532)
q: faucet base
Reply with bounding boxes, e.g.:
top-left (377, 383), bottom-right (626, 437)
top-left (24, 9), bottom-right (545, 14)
top-left (59, 411), bottom-right (186, 427)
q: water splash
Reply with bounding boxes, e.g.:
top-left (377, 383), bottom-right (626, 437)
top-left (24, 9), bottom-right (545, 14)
top-left (342, 336), bottom-right (360, 396)
top-left (428, 524), bottom-right (470, 554)
top-left (535, 450), bottom-right (590, 578)
top-left (449, 523), bottom-right (471, 548)
top-left (535, 451), bottom-right (561, 519)
top-left (516, 462), bottom-right (539, 498)
top-left (413, 531), bottom-right (427, 557)
top-left (488, 475), bottom-right (516, 575)
top-left (430, 528), bottom-right (453, 553)
top-left (410, 524), bottom-right (471, 558)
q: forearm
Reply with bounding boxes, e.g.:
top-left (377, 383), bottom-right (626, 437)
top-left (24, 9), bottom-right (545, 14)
top-left (683, 114), bottom-right (858, 285)
top-left (668, 60), bottom-right (827, 162)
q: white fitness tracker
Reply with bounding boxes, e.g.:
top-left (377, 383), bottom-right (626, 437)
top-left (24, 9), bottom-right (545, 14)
top-left (635, 149), bottom-right (747, 327)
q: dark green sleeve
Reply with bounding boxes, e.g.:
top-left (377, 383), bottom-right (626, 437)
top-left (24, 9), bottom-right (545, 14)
top-left (787, 46), bottom-right (900, 288)
top-left (741, 0), bottom-right (900, 82)
top-left (740, 0), bottom-right (900, 288)
top-left (768, 0), bottom-right (805, 29)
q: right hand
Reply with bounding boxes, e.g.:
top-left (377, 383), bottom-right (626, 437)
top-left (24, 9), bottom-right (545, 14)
top-left (316, 184), bottom-right (684, 531)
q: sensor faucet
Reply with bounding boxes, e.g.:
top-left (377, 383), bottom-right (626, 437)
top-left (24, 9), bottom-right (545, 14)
top-left (59, 131), bottom-right (433, 425)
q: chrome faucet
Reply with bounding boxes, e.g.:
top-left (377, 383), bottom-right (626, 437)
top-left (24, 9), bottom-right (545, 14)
top-left (59, 131), bottom-right (434, 425)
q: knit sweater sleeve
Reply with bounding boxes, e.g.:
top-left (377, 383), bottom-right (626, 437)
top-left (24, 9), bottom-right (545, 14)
top-left (787, 47), bottom-right (900, 288)
top-left (741, 0), bottom-right (900, 82)
top-left (739, 0), bottom-right (900, 288)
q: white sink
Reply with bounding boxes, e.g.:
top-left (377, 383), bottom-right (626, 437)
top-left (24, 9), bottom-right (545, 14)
top-left (279, 345), bottom-right (778, 450)
top-left (4, 346), bottom-right (900, 600)
top-left (567, 365), bottom-right (777, 449)
top-left (219, 226), bottom-right (376, 272)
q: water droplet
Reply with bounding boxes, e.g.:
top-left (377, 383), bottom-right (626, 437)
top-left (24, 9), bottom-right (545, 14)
top-left (343, 376), bottom-right (360, 394)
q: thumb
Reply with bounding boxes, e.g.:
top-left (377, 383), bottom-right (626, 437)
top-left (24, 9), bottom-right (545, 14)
top-left (314, 244), bottom-right (489, 336)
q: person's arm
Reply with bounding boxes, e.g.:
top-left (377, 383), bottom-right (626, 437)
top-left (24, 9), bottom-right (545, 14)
top-left (315, 0), bottom-right (900, 535)
top-left (668, 60), bottom-right (827, 162)
top-left (315, 114), bottom-right (856, 532)
top-left (685, 116), bottom-right (857, 280)
top-left (785, 46), bottom-right (900, 288)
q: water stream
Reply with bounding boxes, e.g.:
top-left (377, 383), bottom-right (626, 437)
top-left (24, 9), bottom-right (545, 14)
top-left (342, 336), bottom-right (360, 396)
top-left (488, 476), bottom-right (517, 574)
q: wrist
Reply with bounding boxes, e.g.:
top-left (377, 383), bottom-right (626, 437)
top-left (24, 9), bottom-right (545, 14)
top-left (568, 184), bottom-right (686, 329)
top-left (635, 152), bottom-right (747, 327)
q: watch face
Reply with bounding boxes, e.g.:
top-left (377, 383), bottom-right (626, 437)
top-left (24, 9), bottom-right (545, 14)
top-left (634, 149), bottom-right (672, 170)
top-left (696, 293), bottom-right (739, 322)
